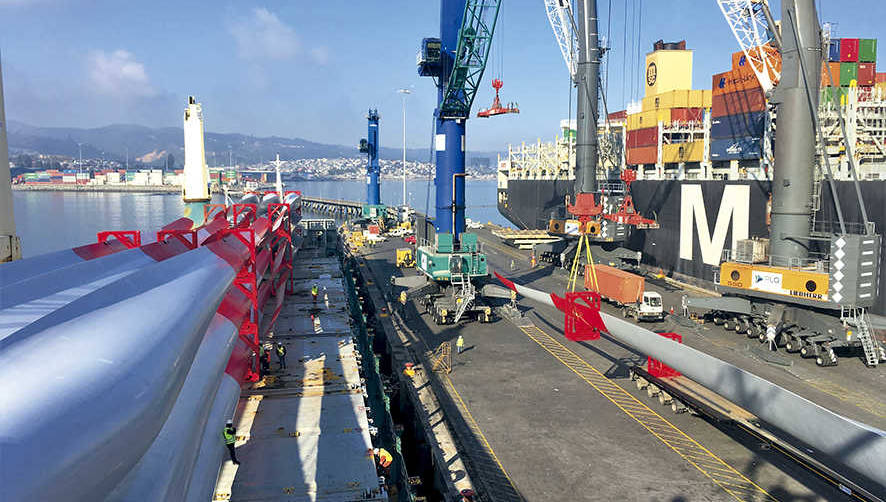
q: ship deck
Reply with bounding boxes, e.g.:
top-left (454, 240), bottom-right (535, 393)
top-left (214, 251), bottom-right (384, 502)
top-left (355, 227), bottom-right (884, 501)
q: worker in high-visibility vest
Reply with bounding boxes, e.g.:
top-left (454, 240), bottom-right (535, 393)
top-left (223, 420), bottom-right (240, 465)
top-left (374, 447), bottom-right (393, 475)
top-left (399, 290), bottom-right (408, 319)
top-left (275, 342), bottom-right (287, 370)
top-left (311, 284), bottom-right (319, 302)
top-left (456, 335), bottom-right (465, 354)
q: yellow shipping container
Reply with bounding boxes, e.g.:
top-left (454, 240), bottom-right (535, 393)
top-left (702, 89), bottom-right (713, 108)
top-left (641, 95), bottom-right (657, 111)
top-left (643, 89), bottom-right (697, 111)
top-left (661, 141), bottom-right (704, 163)
top-left (626, 109), bottom-right (671, 130)
top-left (645, 49), bottom-right (693, 97)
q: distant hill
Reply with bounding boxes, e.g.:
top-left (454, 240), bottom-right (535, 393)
top-left (6, 121), bottom-right (503, 171)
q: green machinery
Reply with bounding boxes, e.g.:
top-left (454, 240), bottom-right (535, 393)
top-left (413, 232), bottom-right (493, 325)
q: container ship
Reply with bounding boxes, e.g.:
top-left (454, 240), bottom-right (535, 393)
top-left (497, 35), bottom-right (886, 315)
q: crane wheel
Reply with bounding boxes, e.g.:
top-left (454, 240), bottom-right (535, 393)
top-left (658, 391), bottom-right (673, 405)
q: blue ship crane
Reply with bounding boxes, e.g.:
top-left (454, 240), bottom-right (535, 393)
top-left (400, 0), bottom-right (501, 326)
top-left (418, 0), bottom-right (501, 240)
top-left (358, 109), bottom-right (386, 220)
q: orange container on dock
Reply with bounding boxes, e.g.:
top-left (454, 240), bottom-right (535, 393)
top-left (584, 264), bottom-right (645, 305)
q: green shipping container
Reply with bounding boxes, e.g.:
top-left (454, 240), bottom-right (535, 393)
top-left (859, 39), bottom-right (877, 63)
top-left (840, 62), bottom-right (859, 86)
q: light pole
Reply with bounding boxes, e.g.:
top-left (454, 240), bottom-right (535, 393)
top-left (77, 143), bottom-right (82, 174)
top-left (397, 88), bottom-right (411, 208)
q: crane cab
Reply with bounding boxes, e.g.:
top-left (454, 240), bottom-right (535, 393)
top-left (417, 38), bottom-right (442, 77)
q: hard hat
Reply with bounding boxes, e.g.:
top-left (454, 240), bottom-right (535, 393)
top-left (373, 448), bottom-right (379, 454)
top-left (226, 420), bottom-right (233, 425)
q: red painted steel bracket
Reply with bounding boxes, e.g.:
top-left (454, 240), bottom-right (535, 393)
top-left (551, 291), bottom-right (607, 341)
top-left (647, 332), bottom-right (682, 378)
top-left (96, 230), bottom-right (141, 249)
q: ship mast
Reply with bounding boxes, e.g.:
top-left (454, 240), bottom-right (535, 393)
top-left (574, 0), bottom-right (600, 195)
top-left (768, 0), bottom-right (821, 266)
top-left (0, 55), bottom-right (22, 262)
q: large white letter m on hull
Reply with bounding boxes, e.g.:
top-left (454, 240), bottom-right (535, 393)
top-left (679, 184), bottom-right (749, 265)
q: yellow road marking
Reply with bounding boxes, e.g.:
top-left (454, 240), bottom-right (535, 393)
top-left (518, 324), bottom-right (777, 502)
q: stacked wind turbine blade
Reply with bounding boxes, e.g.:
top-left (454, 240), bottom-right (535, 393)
top-left (1, 238), bottom-right (132, 286)
top-left (1, 217), bottom-right (191, 287)
top-left (183, 374), bottom-right (243, 502)
top-left (0, 237), bottom-right (195, 340)
top-left (0, 238), bottom-right (249, 501)
top-left (106, 312), bottom-right (240, 501)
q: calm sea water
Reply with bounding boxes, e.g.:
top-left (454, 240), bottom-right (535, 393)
top-left (12, 179), bottom-right (507, 258)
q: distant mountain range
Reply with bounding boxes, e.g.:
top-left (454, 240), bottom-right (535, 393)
top-left (6, 121), bottom-right (502, 170)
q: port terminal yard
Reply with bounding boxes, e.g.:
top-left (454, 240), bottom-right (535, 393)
top-left (343, 218), bottom-right (885, 501)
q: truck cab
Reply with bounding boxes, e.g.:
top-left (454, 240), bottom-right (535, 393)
top-left (636, 292), bottom-right (664, 321)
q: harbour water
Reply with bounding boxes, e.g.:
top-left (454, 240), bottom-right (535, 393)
top-left (11, 179), bottom-right (506, 258)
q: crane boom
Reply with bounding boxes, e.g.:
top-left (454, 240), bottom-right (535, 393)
top-left (439, 0), bottom-right (502, 119)
top-left (717, 0), bottom-right (781, 93)
top-left (544, 0), bottom-right (578, 81)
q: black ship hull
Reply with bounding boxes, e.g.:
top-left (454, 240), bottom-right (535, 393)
top-left (498, 179), bottom-right (886, 315)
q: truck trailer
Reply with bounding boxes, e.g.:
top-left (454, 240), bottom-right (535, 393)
top-left (584, 264), bottom-right (664, 322)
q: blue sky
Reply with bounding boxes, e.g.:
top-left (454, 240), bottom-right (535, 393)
top-left (1, 0), bottom-right (883, 151)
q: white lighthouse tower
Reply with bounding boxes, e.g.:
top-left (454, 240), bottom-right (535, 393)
top-left (182, 96), bottom-right (210, 203)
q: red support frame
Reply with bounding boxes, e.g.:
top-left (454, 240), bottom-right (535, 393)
top-left (156, 228), bottom-right (199, 249)
top-left (232, 203), bottom-right (258, 228)
top-left (647, 333), bottom-right (682, 378)
top-left (203, 203), bottom-right (228, 223)
top-left (551, 291), bottom-right (607, 341)
top-left (96, 230), bottom-right (141, 248)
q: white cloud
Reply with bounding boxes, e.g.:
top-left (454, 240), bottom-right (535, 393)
top-left (88, 49), bottom-right (155, 98)
top-left (310, 47), bottom-right (330, 65)
top-left (230, 8), bottom-right (300, 60)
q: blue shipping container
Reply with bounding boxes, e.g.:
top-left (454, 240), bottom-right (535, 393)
top-left (829, 39), bottom-right (842, 62)
top-left (711, 111), bottom-right (766, 140)
top-left (710, 137), bottom-right (762, 161)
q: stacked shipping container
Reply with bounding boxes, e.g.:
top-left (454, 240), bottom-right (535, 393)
top-left (709, 49), bottom-right (774, 161)
top-left (821, 37), bottom-right (878, 105)
top-left (623, 42), bottom-right (712, 166)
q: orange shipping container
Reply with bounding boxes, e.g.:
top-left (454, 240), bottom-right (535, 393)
top-left (626, 145), bottom-right (657, 166)
top-left (821, 62), bottom-right (841, 87)
top-left (584, 264), bottom-right (645, 305)
top-left (712, 87), bottom-right (767, 118)
top-left (712, 69), bottom-right (760, 96)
